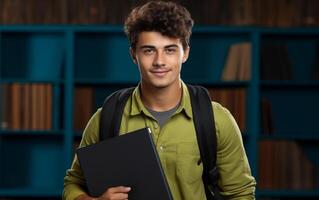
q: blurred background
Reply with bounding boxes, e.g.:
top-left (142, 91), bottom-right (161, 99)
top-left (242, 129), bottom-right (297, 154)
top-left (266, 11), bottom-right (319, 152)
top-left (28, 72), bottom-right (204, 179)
top-left (0, 0), bottom-right (319, 199)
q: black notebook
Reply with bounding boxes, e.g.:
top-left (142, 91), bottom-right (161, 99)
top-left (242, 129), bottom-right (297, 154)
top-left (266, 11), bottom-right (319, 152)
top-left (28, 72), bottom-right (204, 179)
top-left (76, 127), bottom-right (173, 199)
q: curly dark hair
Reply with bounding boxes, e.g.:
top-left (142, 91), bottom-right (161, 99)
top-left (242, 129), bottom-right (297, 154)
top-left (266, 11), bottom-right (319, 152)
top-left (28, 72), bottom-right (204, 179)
top-left (124, 1), bottom-right (194, 50)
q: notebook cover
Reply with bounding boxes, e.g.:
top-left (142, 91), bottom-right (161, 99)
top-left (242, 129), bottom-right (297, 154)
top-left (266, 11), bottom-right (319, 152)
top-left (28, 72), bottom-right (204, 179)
top-left (76, 127), bottom-right (173, 199)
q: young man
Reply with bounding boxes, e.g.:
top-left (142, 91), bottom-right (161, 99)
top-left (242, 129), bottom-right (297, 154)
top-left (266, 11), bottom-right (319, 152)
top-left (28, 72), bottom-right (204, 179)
top-left (63, 1), bottom-right (256, 200)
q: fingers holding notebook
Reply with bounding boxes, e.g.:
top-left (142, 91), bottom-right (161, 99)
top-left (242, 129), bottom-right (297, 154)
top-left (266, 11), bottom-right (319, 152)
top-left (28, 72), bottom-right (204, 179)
top-left (99, 186), bottom-right (131, 200)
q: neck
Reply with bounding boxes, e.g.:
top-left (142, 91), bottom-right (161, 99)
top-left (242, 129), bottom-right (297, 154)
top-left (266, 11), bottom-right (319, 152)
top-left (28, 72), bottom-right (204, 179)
top-left (140, 80), bottom-right (182, 112)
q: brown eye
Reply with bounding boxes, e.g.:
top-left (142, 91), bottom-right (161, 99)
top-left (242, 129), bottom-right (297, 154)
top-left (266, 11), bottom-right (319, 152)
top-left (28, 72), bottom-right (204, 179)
top-left (143, 48), bottom-right (155, 54)
top-left (165, 48), bottom-right (176, 54)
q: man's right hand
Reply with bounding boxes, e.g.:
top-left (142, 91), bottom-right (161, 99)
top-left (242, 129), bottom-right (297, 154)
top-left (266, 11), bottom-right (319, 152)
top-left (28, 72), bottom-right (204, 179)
top-left (76, 186), bottom-right (131, 200)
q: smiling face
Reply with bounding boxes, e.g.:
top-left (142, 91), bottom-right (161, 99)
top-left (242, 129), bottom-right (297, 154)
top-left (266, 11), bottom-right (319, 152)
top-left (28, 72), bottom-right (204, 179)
top-left (131, 31), bottom-right (189, 90)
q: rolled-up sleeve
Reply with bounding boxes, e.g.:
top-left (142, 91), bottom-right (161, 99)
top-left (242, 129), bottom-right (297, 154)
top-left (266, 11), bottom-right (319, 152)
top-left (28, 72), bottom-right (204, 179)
top-left (213, 102), bottom-right (256, 200)
top-left (62, 109), bottom-right (101, 200)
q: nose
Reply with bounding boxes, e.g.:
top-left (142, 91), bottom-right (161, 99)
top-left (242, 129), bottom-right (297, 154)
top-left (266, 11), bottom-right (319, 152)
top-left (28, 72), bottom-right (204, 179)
top-left (153, 51), bottom-right (165, 68)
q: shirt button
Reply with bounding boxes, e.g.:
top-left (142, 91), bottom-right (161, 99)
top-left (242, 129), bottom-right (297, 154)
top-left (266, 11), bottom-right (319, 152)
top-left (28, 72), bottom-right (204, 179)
top-left (159, 145), bottom-right (164, 151)
top-left (154, 123), bottom-right (159, 129)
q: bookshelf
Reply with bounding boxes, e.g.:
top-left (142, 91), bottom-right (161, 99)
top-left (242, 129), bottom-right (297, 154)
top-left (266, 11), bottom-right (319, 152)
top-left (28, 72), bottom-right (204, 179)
top-left (258, 29), bottom-right (319, 198)
top-left (0, 25), bottom-right (318, 199)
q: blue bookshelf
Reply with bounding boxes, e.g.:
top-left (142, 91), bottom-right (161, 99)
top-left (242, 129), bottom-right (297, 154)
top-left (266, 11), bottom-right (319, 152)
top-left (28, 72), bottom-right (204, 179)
top-left (0, 187), bottom-right (61, 197)
top-left (0, 25), bottom-right (318, 199)
top-left (258, 190), bottom-right (319, 198)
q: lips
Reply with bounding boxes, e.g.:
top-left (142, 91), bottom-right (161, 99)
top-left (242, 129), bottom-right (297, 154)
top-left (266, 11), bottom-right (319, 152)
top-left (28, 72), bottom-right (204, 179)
top-left (151, 70), bottom-right (170, 77)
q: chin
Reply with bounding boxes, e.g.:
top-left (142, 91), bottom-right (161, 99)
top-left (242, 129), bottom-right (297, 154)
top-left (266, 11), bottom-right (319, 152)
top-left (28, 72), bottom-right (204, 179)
top-left (147, 80), bottom-right (171, 89)
top-left (152, 83), bottom-right (170, 89)
top-left (143, 77), bottom-right (179, 89)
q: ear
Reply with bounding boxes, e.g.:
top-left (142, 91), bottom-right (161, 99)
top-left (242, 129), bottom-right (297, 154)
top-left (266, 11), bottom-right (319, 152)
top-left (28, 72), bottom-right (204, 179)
top-left (182, 46), bottom-right (190, 63)
top-left (130, 47), bottom-right (137, 64)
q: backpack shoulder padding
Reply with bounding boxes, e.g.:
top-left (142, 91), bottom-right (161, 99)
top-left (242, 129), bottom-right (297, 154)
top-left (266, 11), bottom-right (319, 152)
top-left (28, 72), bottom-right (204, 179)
top-left (99, 87), bottom-right (134, 140)
top-left (186, 85), bottom-right (221, 199)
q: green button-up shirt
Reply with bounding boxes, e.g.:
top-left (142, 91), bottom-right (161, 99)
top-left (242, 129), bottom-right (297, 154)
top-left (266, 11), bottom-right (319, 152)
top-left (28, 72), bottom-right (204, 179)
top-left (63, 82), bottom-right (256, 200)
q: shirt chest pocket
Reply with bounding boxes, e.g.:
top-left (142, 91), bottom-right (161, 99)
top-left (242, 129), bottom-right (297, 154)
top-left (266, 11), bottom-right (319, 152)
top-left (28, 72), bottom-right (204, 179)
top-left (176, 142), bottom-right (203, 184)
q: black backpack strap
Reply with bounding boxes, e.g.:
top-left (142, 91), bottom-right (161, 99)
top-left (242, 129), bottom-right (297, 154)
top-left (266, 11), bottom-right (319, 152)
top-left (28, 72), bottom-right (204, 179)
top-left (99, 85), bottom-right (222, 199)
top-left (99, 87), bottom-right (135, 140)
top-left (187, 84), bottom-right (223, 200)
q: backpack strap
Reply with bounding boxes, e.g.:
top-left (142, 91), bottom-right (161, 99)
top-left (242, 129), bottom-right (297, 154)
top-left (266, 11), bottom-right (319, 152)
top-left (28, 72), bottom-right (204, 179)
top-left (99, 87), bottom-right (134, 140)
top-left (187, 84), bottom-right (222, 200)
top-left (99, 85), bottom-right (222, 199)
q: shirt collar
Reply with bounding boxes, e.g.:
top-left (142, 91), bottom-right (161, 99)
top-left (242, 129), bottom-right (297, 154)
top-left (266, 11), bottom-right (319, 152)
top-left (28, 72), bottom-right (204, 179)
top-left (129, 81), bottom-right (193, 119)
top-left (130, 84), bottom-right (149, 116)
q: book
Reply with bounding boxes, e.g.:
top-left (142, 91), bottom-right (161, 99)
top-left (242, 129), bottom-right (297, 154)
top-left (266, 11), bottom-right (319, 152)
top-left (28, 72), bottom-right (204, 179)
top-left (222, 42), bottom-right (251, 81)
top-left (77, 128), bottom-right (173, 199)
top-left (73, 87), bottom-right (94, 131)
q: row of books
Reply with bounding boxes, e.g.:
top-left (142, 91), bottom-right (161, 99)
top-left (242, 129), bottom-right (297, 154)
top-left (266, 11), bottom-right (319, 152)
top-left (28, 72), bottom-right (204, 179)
top-left (0, 83), bottom-right (52, 130)
top-left (0, 0), bottom-right (318, 26)
top-left (0, 0), bottom-right (138, 25)
top-left (73, 87), bottom-right (94, 131)
top-left (208, 88), bottom-right (246, 132)
top-left (67, 0), bottom-right (133, 25)
top-left (0, 0), bottom-right (67, 24)
top-left (184, 0), bottom-right (319, 27)
top-left (222, 42), bottom-right (319, 81)
top-left (259, 140), bottom-right (317, 189)
top-left (252, 0), bottom-right (318, 27)
top-left (0, 84), bottom-right (95, 132)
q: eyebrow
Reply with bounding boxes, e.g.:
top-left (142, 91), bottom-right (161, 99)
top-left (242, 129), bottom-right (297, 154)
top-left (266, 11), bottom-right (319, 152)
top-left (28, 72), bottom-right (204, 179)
top-left (139, 44), bottom-right (179, 49)
top-left (164, 44), bottom-right (179, 48)
top-left (139, 45), bottom-right (155, 49)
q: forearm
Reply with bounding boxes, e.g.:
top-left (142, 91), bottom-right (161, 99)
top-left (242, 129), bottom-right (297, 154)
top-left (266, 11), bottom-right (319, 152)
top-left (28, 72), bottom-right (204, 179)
top-left (63, 181), bottom-right (87, 200)
top-left (213, 103), bottom-right (256, 199)
top-left (220, 182), bottom-right (256, 200)
top-left (217, 128), bottom-right (256, 199)
top-left (224, 195), bottom-right (255, 200)
top-left (63, 110), bottom-right (101, 200)
top-left (63, 159), bottom-right (88, 200)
